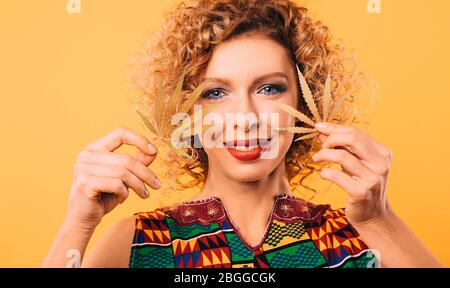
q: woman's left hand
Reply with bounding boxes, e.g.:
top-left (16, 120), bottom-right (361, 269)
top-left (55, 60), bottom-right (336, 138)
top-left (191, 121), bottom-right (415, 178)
top-left (312, 122), bottom-right (393, 226)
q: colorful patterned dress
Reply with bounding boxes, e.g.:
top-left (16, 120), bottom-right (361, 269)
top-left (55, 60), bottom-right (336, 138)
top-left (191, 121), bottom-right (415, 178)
top-left (129, 194), bottom-right (379, 268)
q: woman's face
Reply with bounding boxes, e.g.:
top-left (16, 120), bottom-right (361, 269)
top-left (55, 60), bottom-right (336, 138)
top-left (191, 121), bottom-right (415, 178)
top-left (198, 34), bottom-right (299, 182)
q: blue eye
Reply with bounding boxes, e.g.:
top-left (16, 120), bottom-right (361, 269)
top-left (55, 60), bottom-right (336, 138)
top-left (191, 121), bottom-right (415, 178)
top-left (203, 89), bottom-right (225, 100)
top-left (258, 84), bottom-right (285, 96)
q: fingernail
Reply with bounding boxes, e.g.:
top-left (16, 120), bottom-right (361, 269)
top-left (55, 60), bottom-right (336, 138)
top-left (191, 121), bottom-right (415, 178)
top-left (148, 144), bottom-right (158, 155)
top-left (153, 177), bottom-right (162, 189)
top-left (315, 122), bottom-right (327, 129)
top-left (144, 187), bottom-right (150, 198)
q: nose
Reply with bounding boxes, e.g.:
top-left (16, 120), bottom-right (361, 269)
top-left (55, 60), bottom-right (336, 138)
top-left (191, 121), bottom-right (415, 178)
top-left (234, 115), bottom-right (259, 132)
top-left (230, 92), bottom-right (260, 133)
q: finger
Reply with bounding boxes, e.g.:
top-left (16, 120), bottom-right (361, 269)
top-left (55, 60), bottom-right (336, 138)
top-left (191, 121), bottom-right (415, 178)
top-left (322, 133), bottom-right (388, 175)
top-left (366, 138), bottom-right (393, 163)
top-left (77, 163), bottom-right (150, 199)
top-left (83, 176), bottom-right (129, 204)
top-left (317, 122), bottom-right (392, 161)
top-left (320, 131), bottom-right (379, 161)
top-left (134, 150), bottom-right (156, 167)
top-left (78, 149), bottom-right (156, 168)
top-left (319, 168), bottom-right (364, 198)
top-left (316, 122), bottom-right (369, 148)
top-left (313, 148), bottom-right (373, 180)
top-left (77, 150), bottom-right (161, 189)
top-left (315, 122), bottom-right (353, 135)
top-left (86, 127), bottom-right (158, 155)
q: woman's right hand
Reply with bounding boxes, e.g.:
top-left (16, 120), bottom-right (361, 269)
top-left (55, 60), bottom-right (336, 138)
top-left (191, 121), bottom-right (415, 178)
top-left (65, 127), bottom-right (161, 232)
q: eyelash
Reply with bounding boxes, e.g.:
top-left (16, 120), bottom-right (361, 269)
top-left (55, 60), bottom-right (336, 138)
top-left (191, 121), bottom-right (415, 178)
top-left (260, 84), bottom-right (286, 95)
top-left (203, 88), bottom-right (225, 100)
top-left (202, 84), bottom-right (286, 100)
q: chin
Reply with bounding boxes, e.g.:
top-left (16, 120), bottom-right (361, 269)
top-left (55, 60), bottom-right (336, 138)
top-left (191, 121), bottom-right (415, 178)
top-left (219, 153), bottom-right (286, 182)
top-left (224, 163), bottom-right (272, 182)
top-left (203, 137), bottom-right (291, 182)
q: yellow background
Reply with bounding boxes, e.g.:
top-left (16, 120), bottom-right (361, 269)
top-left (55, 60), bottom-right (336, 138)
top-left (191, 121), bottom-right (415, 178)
top-left (0, 0), bottom-right (449, 267)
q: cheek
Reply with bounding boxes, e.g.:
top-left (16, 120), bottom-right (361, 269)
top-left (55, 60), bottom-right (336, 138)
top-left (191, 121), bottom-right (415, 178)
top-left (202, 146), bottom-right (231, 170)
top-left (255, 96), bottom-right (298, 127)
top-left (278, 111), bottom-right (295, 127)
top-left (277, 132), bottom-right (294, 156)
top-left (198, 124), bottom-right (224, 149)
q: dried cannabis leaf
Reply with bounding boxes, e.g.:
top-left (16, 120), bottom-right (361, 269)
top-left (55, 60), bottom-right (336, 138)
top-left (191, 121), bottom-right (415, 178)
top-left (164, 71), bottom-right (187, 129)
top-left (179, 81), bottom-right (210, 114)
top-left (136, 74), bottom-right (216, 158)
top-left (136, 109), bottom-right (158, 136)
top-left (294, 132), bottom-right (320, 142)
top-left (270, 100), bottom-right (316, 127)
top-left (274, 127), bottom-right (317, 134)
top-left (322, 73), bottom-right (332, 121)
top-left (328, 91), bottom-right (346, 122)
top-left (296, 65), bottom-right (322, 122)
top-left (271, 64), bottom-right (345, 142)
top-left (173, 102), bottom-right (219, 144)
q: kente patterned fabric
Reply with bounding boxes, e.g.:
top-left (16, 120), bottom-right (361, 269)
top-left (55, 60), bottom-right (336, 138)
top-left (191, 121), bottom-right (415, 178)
top-left (129, 194), bottom-right (379, 268)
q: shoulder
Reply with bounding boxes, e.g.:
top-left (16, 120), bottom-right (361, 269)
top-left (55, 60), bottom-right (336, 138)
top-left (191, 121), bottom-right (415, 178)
top-left (82, 216), bottom-right (135, 268)
top-left (130, 206), bottom-right (195, 268)
top-left (131, 199), bottom-right (223, 246)
top-left (132, 208), bottom-right (173, 246)
top-left (129, 199), bottom-right (231, 268)
top-left (272, 195), bottom-right (366, 243)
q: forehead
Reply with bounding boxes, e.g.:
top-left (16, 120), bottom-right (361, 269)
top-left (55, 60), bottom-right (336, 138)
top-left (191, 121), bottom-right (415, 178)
top-left (204, 35), bottom-right (293, 79)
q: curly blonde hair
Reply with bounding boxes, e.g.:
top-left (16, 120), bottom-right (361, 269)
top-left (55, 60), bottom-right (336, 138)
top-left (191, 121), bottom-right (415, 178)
top-left (129, 0), bottom-right (363, 202)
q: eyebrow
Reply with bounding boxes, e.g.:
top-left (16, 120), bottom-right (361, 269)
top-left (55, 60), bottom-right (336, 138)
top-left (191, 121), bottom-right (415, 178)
top-left (202, 72), bottom-right (288, 86)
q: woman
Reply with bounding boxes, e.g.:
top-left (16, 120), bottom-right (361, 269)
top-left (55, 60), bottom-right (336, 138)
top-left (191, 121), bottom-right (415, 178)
top-left (43, 0), bottom-right (441, 268)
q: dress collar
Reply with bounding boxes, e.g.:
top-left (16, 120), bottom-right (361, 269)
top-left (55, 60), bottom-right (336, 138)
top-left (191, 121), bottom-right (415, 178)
top-left (164, 194), bottom-right (328, 226)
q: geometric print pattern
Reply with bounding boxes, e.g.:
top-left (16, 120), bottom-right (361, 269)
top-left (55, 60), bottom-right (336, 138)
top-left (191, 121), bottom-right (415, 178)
top-left (172, 230), bottom-right (232, 268)
top-left (261, 219), bottom-right (326, 267)
top-left (254, 250), bottom-right (271, 268)
top-left (264, 241), bottom-right (326, 268)
top-left (133, 210), bottom-right (171, 246)
top-left (129, 245), bottom-right (175, 268)
top-left (165, 217), bottom-right (221, 240)
top-left (340, 250), bottom-right (379, 268)
top-left (304, 208), bottom-right (376, 267)
top-left (264, 220), bottom-right (307, 247)
top-left (129, 195), bottom-right (379, 268)
top-left (224, 228), bottom-right (255, 268)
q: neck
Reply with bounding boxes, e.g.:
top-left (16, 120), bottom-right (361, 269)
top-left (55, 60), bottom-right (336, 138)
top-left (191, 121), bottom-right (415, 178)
top-left (196, 161), bottom-right (291, 211)
top-left (195, 161), bottom-right (292, 248)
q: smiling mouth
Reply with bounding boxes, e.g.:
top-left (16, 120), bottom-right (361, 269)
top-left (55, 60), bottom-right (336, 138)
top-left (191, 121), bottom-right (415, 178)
top-left (223, 138), bottom-right (272, 149)
top-left (223, 138), bottom-right (272, 161)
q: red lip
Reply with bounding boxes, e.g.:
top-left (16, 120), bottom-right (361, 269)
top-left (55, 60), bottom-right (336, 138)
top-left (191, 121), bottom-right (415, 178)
top-left (224, 138), bottom-right (271, 162)
top-left (227, 146), bottom-right (263, 161)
